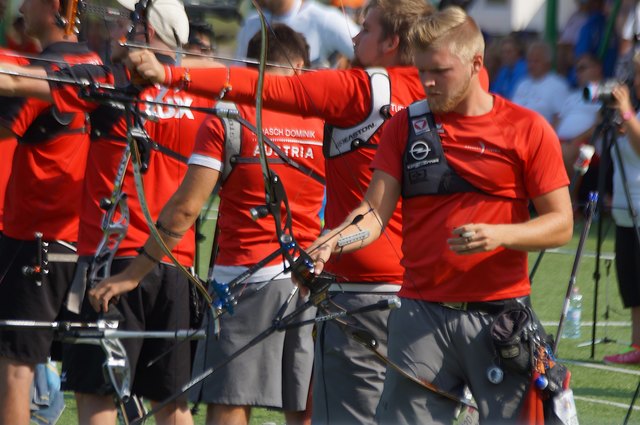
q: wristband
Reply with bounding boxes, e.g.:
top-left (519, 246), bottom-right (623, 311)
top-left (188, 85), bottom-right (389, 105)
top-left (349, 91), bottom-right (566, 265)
top-left (622, 111), bottom-right (634, 122)
top-left (162, 64), bottom-right (172, 86)
top-left (163, 66), bottom-right (190, 89)
top-left (137, 246), bottom-right (162, 263)
top-left (156, 221), bottom-right (184, 238)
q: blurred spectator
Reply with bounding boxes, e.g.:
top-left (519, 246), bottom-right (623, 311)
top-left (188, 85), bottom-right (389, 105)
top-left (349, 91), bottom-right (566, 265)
top-left (490, 35), bottom-right (527, 99)
top-left (6, 16), bottom-right (40, 53)
top-left (574, 0), bottom-right (618, 78)
top-left (331, 0), bottom-right (365, 23)
top-left (616, 1), bottom-right (640, 83)
top-left (619, 1), bottom-right (639, 56)
top-left (0, 0), bottom-right (8, 47)
top-left (602, 52), bottom-right (640, 365)
top-left (185, 20), bottom-right (215, 55)
top-left (236, 0), bottom-right (360, 68)
top-left (512, 40), bottom-right (570, 126)
top-left (482, 36), bottom-right (502, 84)
top-left (82, 16), bottom-right (110, 63)
top-left (557, 0), bottom-right (590, 77)
top-left (556, 53), bottom-right (603, 187)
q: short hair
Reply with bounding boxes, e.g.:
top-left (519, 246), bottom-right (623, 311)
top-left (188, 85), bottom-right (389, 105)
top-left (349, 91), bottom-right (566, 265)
top-left (187, 20), bottom-right (215, 51)
top-left (410, 6), bottom-right (484, 62)
top-left (365, 0), bottom-right (434, 66)
top-left (501, 34), bottom-right (525, 56)
top-left (527, 40), bottom-right (553, 63)
top-left (246, 23), bottom-right (311, 68)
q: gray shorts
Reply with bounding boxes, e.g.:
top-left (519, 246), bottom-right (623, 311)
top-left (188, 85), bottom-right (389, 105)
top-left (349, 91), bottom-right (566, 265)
top-left (376, 298), bottom-right (530, 425)
top-left (190, 278), bottom-right (315, 411)
top-left (312, 292), bottom-right (395, 425)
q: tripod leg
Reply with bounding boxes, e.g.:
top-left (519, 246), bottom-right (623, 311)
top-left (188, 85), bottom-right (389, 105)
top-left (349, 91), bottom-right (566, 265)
top-left (528, 250), bottom-right (545, 283)
top-left (623, 379), bottom-right (640, 425)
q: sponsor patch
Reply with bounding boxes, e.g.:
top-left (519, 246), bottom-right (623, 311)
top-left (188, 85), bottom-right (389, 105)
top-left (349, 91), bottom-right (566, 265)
top-left (412, 118), bottom-right (430, 135)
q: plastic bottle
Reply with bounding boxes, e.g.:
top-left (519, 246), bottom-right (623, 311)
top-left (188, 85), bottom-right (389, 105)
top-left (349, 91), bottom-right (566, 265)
top-left (562, 287), bottom-right (583, 339)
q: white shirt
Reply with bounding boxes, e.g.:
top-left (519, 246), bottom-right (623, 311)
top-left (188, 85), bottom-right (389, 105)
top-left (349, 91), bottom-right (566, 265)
top-left (612, 110), bottom-right (640, 228)
top-left (236, 0), bottom-right (359, 68)
top-left (622, 4), bottom-right (640, 41)
top-left (512, 73), bottom-right (570, 124)
top-left (555, 90), bottom-right (600, 141)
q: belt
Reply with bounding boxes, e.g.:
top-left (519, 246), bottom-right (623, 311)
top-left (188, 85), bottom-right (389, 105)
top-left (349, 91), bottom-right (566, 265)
top-left (437, 296), bottom-right (530, 315)
top-left (328, 283), bottom-right (401, 293)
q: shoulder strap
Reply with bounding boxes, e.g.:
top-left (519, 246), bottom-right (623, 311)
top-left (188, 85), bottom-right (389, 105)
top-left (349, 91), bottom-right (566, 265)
top-left (323, 67), bottom-right (391, 158)
top-left (217, 101), bottom-right (242, 182)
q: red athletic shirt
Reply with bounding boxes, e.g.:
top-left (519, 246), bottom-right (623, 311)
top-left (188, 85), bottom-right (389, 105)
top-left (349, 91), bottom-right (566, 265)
top-left (0, 42), bottom-right (101, 241)
top-left (50, 57), bottom-right (214, 265)
top-left (169, 66), bottom-right (426, 283)
top-left (371, 95), bottom-right (569, 302)
top-left (0, 49), bottom-right (28, 233)
top-left (191, 104), bottom-right (325, 269)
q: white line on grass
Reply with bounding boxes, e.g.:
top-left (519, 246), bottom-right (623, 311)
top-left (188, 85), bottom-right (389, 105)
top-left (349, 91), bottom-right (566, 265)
top-left (541, 321), bottom-right (631, 327)
top-left (559, 359), bottom-right (640, 376)
top-left (574, 395), bottom-right (640, 411)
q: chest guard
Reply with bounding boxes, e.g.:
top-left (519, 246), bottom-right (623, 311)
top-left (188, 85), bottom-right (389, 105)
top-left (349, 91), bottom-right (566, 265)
top-left (323, 68), bottom-right (391, 158)
top-left (402, 100), bottom-right (480, 198)
top-left (19, 107), bottom-right (88, 145)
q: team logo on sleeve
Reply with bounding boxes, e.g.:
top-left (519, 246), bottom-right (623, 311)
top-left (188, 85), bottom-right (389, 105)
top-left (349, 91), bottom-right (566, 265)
top-left (412, 118), bottom-right (430, 135)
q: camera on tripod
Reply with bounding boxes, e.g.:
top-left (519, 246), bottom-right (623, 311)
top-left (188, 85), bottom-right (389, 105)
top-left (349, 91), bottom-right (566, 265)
top-left (583, 80), bottom-right (619, 104)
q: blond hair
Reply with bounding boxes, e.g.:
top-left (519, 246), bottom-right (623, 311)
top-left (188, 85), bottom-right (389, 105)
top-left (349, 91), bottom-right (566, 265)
top-left (410, 6), bottom-right (484, 62)
top-left (366, 0), bottom-right (434, 66)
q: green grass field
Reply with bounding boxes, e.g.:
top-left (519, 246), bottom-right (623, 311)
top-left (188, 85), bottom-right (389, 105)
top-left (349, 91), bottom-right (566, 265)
top-left (53, 215), bottom-right (640, 424)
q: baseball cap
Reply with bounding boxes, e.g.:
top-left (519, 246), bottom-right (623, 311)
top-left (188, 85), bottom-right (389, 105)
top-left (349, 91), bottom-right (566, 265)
top-left (116, 0), bottom-right (189, 48)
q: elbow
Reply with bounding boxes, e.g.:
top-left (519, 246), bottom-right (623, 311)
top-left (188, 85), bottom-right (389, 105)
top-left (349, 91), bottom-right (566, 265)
top-left (552, 212), bottom-right (574, 247)
top-left (556, 225), bottom-right (574, 247)
top-left (173, 203), bottom-right (201, 225)
top-left (162, 197), bottom-right (201, 228)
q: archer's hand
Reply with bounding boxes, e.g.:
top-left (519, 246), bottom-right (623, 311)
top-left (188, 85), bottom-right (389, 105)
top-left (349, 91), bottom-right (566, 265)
top-left (125, 49), bottom-right (165, 85)
top-left (305, 231), bottom-right (339, 276)
top-left (88, 273), bottom-right (140, 313)
top-left (448, 223), bottom-right (505, 255)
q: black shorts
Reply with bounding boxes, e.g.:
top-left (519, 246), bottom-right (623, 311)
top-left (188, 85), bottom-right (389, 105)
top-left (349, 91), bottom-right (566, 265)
top-left (615, 226), bottom-right (640, 307)
top-left (62, 259), bottom-right (192, 402)
top-left (0, 235), bottom-right (77, 364)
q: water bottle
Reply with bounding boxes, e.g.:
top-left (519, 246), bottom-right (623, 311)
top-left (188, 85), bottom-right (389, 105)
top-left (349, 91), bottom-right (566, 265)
top-left (562, 287), bottom-right (583, 339)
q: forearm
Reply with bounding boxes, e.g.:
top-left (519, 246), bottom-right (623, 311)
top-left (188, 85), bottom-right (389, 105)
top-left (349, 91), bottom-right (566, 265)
top-left (504, 188), bottom-right (573, 251)
top-left (124, 192), bottom-right (203, 283)
top-left (119, 166), bottom-right (219, 283)
top-left (309, 170), bottom-right (400, 258)
top-left (0, 64), bottom-right (51, 100)
top-left (496, 211), bottom-right (573, 251)
top-left (317, 202), bottom-right (385, 255)
top-left (622, 114), bottom-right (640, 157)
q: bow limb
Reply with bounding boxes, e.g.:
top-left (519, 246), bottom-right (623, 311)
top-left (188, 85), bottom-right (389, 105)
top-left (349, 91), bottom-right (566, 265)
top-left (253, 0), bottom-right (272, 202)
top-left (88, 146), bottom-right (131, 286)
top-left (250, 0), bottom-right (301, 267)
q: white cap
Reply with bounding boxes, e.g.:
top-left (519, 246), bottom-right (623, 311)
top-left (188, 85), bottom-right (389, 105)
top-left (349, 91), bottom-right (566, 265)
top-left (116, 0), bottom-right (189, 49)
